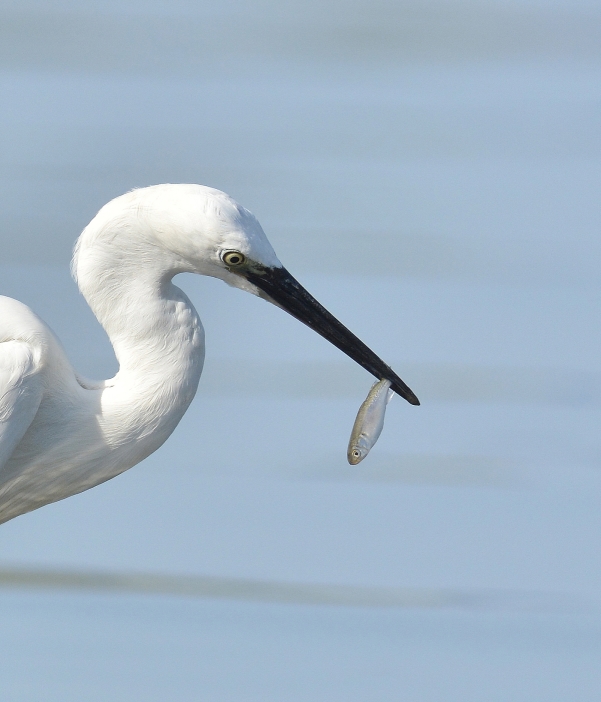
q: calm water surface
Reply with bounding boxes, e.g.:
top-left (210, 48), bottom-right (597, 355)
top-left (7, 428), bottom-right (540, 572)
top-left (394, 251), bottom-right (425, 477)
top-left (0, 1), bottom-right (600, 699)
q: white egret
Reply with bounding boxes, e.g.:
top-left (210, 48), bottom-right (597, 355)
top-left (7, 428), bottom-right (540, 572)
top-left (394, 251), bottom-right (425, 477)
top-left (0, 184), bottom-right (419, 524)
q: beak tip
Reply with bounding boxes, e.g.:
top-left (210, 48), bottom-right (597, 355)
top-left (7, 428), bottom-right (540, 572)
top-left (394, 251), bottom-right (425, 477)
top-left (390, 378), bottom-right (420, 406)
top-left (404, 391), bottom-right (420, 406)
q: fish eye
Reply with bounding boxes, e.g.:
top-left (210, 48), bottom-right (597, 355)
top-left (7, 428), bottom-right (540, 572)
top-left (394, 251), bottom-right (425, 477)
top-left (222, 250), bottom-right (246, 267)
top-left (352, 450), bottom-right (361, 459)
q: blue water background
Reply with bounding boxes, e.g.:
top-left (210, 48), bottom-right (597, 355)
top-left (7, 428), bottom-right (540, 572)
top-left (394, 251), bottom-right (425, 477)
top-left (0, 1), bottom-right (600, 699)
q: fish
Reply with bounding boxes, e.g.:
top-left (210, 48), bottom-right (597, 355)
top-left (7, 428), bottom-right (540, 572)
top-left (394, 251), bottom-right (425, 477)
top-left (347, 378), bottom-right (394, 465)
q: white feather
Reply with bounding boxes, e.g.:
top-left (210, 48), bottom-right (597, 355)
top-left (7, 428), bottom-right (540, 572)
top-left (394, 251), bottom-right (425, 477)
top-left (0, 184), bottom-right (280, 524)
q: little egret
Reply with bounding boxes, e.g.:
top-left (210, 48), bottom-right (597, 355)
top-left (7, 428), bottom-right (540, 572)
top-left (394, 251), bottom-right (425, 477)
top-left (0, 184), bottom-right (419, 523)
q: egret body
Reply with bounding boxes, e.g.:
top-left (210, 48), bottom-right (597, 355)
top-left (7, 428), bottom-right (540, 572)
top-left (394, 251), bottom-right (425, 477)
top-left (0, 184), bottom-right (418, 523)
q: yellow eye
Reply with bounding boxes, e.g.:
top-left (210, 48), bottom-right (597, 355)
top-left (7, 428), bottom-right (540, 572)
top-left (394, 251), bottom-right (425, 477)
top-left (222, 250), bottom-right (246, 267)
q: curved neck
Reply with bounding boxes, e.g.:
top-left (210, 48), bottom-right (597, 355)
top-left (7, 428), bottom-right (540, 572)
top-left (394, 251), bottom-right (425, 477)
top-left (74, 237), bottom-right (204, 383)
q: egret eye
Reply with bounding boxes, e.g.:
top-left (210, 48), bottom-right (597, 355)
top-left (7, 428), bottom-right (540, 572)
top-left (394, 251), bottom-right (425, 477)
top-left (222, 250), bottom-right (246, 267)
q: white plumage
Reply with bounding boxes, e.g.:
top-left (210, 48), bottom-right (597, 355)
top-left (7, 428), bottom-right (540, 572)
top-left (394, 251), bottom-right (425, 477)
top-left (0, 184), bottom-right (418, 524)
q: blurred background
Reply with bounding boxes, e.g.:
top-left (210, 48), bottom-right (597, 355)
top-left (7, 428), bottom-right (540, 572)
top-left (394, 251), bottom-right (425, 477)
top-left (1, 0), bottom-right (601, 699)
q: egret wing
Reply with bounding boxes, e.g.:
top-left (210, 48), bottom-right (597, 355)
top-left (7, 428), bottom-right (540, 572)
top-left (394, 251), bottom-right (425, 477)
top-left (0, 341), bottom-right (43, 470)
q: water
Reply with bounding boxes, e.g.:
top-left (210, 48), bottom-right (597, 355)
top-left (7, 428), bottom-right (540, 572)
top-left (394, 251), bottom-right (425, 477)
top-left (0, 1), bottom-right (600, 699)
top-left (2, 592), bottom-right (599, 702)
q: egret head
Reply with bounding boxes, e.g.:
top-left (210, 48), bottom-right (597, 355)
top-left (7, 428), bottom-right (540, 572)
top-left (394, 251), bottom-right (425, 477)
top-left (78, 184), bottom-right (419, 406)
top-left (191, 186), bottom-right (419, 405)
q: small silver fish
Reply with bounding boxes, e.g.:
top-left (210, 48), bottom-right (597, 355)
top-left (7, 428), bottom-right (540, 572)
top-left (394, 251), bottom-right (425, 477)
top-left (347, 379), bottom-right (394, 465)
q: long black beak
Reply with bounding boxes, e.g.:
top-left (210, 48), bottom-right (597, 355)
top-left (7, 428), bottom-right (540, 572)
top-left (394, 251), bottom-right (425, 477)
top-left (244, 265), bottom-right (420, 406)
